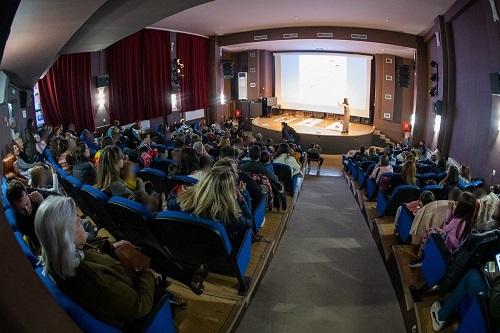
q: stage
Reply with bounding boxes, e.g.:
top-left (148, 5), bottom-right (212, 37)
top-left (252, 115), bottom-right (375, 154)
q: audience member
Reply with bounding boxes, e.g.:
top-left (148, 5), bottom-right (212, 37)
top-left (30, 165), bottom-right (59, 193)
top-left (370, 155), bottom-right (393, 183)
top-left (23, 118), bottom-right (40, 163)
top-left (72, 142), bottom-right (97, 185)
top-left (273, 143), bottom-right (303, 177)
top-left (240, 145), bottom-right (279, 184)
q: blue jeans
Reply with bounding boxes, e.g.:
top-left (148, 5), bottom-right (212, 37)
top-left (438, 269), bottom-right (488, 321)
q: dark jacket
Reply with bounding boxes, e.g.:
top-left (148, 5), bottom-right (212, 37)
top-left (440, 230), bottom-right (500, 294)
top-left (72, 161), bottom-right (97, 185)
top-left (239, 160), bottom-right (279, 184)
top-left (56, 245), bottom-right (155, 327)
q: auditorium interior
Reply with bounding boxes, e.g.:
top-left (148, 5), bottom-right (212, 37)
top-left (1, 0), bottom-right (500, 332)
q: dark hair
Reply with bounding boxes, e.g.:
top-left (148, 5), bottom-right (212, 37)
top-left (199, 155), bottom-right (213, 170)
top-left (140, 132), bottom-right (150, 141)
top-left (219, 146), bottom-right (237, 160)
top-left (178, 147), bottom-right (199, 175)
top-left (157, 145), bottom-right (166, 154)
top-left (444, 165), bottom-right (460, 185)
top-left (492, 184), bottom-right (500, 195)
top-left (452, 192), bottom-right (477, 241)
top-left (359, 146), bottom-right (366, 153)
top-left (419, 191), bottom-right (436, 207)
top-left (380, 155), bottom-right (390, 167)
top-left (50, 137), bottom-right (69, 159)
top-left (73, 143), bottom-right (89, 163)
top-left (6, 180), bottom-right (27, 204)
top-left (101, 136), bottom-right (113, 150)
top-left (448, 187), bottom-right (462, 201)
top-left (249, 145), bottom-right (261, 161)
top-left (275, 143), bottom-right (290, 158)
top-left (260, 150), bottom-right (270, 164)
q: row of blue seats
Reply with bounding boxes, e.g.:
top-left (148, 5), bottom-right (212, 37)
top-left (2, 177), bottom-right (175, 333)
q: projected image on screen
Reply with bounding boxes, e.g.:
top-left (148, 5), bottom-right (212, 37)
top-left (274, 53), bottom-right (372, 118)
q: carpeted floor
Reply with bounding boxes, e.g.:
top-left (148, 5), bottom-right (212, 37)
top-left (237, 172), bottom-right (405, 333)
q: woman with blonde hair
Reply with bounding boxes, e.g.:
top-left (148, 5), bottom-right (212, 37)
top-left (173, 165), bottom-right (252, 245)
top-left (386, 160), bottom-right (417, 195)
top-left (96, 145), bottom-right (127, 195)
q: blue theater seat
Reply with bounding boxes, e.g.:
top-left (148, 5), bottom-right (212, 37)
top-left (1, 177), bottom-right (11, 209)
top-left (435, 171), bottom-right (448, 183)
top-left (365, 178), bottom-right (379, 200)
top-left (105, 196), bottom-right (154, 245)
top-left (421, 233), bottom-right (449, 287)
top-left (137, 168), bottom-right (171, 194)
top-left (42, 148), bottom-right (57, 167)
top-left (150, 158), bottom-right (176, 174)
top-left (253, 193), bottom-right (268, 232)
top-left (4, 207), bottom-right (17, 231)
top-left (272, 163), bottom-right (300, 196)
top-left (14, 231), bottom-right (38, 267)
top-left (170, 175), bottom-right (198, 188)
top-left (395, 204), bottom-right (414, 242)
top-left (416, 173), bottom-right (437, 187)
top-left (152, 210), bottom-right (252, 294)
top-left (421, 184), bottom-right (447, 200)
top-left (79, 186), bottom-right (126, 241)
top-left (456, 294), bottom-right (491, 333)
top-left (34, 267), bottom-right (175, 333)
top-left (59, 174), bottom-right (83, 197)
top-left (351, 163), bottom-right (360, 181)
top-left (376, 184), bottom-right (421, 217)
top-left (358, 163), bottom-right (376, 190)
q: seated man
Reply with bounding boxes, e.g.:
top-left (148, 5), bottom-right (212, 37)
top-left (307, 143), bottom-right (324, 174)
top-left (7, 180), bottom-right (45, 251)
top-left (239, 145), bottom-right (279, 185)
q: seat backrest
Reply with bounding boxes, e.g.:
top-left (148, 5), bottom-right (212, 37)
top-left (4, 207), bottom-right (17, 231)
top-left (14, 231), bottom-right (38, 267)
top-left (272, 163), bottom-right (293, 194)
top-left (421, 232), bottom-right (449, 287)
top-left (456, 294), bottom-right (491, 333)
top-left (360, 161), bottom-right (375, 172)
top-left (366, 163), bottom-right (376, 175)
top-left (150, 159), bottom-right (175, 174)
top-left (60, 174), bottom-right (83, 196)
top-left (34, 267), bottom-right (121, 333)
top-left (105, 196), bottom-right (154, 245)
top-left (137, 168), bottom-right (171, 194)
top-left (385, 185), bottom-right (421, 215)
top-left (152, 211), bottom-right (234, 275)
top-left (170, 175), bottom-right (198, 188)
top-left (79, 186), bottom-right (125, 241)
top-left (1, 177), bottom-right (12, 209)
top-left (421, 184), bottom-right (446, 200)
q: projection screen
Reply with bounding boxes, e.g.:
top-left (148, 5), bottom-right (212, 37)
top-left (274, 52), bottom-right (372, 118)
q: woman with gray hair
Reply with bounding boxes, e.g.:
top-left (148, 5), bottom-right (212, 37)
top-left (34, 195), bottom-right (163, 327)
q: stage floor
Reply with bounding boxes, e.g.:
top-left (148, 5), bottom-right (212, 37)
top-left (252, 115), bottom-right (374, 137)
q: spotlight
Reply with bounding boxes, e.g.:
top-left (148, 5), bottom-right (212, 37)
top-left (434, 115), bottom-right (441, 133)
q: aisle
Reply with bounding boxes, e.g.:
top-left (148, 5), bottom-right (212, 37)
top-left (237, 173), bottom-right (405, 333)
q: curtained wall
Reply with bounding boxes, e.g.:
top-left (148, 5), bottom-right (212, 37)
top-left (177, 33), bottom-right (209, 113)
top-left (38, 53), bottom-right (95, 131)
top-left (106, 29), bottom-right (172, 124)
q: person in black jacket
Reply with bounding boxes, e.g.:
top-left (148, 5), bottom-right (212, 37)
top-left (239, 145), bottom-right (279, 185)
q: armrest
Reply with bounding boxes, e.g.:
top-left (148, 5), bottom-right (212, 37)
top-left (234, 228), bottom-right (253, 276)
top-left (142, 294), bottom-right (176, 333)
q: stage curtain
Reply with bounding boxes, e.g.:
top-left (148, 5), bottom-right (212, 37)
top-left (176, 33), bottom-right (209, 112)
top-left (38, 53), bottom-right (95, 131)
top-left (106, 32), bottom-right (144, 124)
top-left (142, 29), bottom-right (172, 119)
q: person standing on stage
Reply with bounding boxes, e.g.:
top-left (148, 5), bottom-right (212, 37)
top-left (341, 98), bottom-right (350, 134)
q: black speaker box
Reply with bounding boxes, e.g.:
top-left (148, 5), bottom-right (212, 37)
top-left (398, 64), bottom-right (410, 88)
top-left (433, 100), bottom-right (444, 116)
top-left (96, 74), bottom-right (109, 88)
top-left (491, 72), bottom-right (500, 95)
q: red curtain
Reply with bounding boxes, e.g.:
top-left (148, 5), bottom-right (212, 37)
top-left (38, 53), bottom-right (95, 131)
top-left (177, 33), bottom-right (209, 112)
top-left (106, 32), bottom-right (144, 124)
top-left (143, 29), bottom-right (171, 118)
top-left (107, 29), bottom-right (172, 124)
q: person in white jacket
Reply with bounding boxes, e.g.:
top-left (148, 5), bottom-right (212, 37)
top-left (273, 143), bottom-right (303, 177)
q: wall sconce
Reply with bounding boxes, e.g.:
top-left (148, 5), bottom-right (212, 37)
top-left (434, 115), bottom-right (442, 133)
top-left (171, 93), bottom-right (178, 111)
top-left (410, 113), bottom-right (415, 127)
top-left (220, 92), bottom-right (226, 105)
top-left (97, 88), bottom-right (106, 108)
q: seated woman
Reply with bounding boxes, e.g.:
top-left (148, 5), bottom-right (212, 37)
top-left (459, 165), bottom-right (472, 183)
top-left (2, 153), bottom-right (28, 182)
top-left (272, 143), bottom-right (303, 177)
top-left (33, 195), bottom-right (185, 328)
top-left (430, 269), bottom-right (500, 331)
top-left (474, 185), bottom-right (500, 232)
top-left (410, 191), bottom-right (477, 267)
top-left (440, 165), bottom-right (460, 189)
top-left (370, 155), bottom-right (393, 184)
top-left (51, 137), bottom-right (74, 174)
top-left (177, 147), bottom-right (200, 177)
top-left (384, 160), bottom-right (417, 195)
top-left (72, 142), bottom-right (97, 185)
top-left (410, 187), bottom-right (462, 245)
top-left (191, 155), bottom-right (213, 181)
top-left (394, 191), bottom-right (435, 233)
top-left (11, 139), bottom-right (37, 177)
top-left (168, 165), bottom-right (253, 246)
